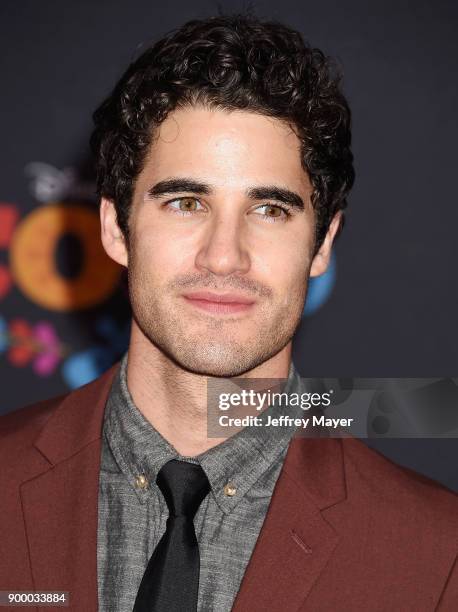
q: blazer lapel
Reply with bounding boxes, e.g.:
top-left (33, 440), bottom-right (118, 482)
top-left (19, 363), bottom-right (119, 611)
top-left (232, 436), bottom-right (347, 612)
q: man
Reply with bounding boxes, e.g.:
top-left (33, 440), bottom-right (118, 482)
top-left (1, 14), bottom-right (457, 612)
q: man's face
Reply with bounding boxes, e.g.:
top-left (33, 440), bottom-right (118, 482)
top-left (102, 106), bottom-right (339, 377)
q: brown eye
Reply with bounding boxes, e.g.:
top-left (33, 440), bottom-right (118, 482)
top-left (254, 204), bottom-right (288, 219)
top-left (167, 197), bottom-right (204, 213)
top-left (179, 197), bottom-right (199, 211)
top-left (264, 205), bottom-right (282, 217)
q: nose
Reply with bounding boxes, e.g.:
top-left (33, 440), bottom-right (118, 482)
top-left (194, 211), bottom-right (251, 277)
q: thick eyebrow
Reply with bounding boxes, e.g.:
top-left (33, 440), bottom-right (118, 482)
top-left (247, 186), bottom-right (304, 210)
top-left (147, 178), bottom-right (212, 198)
top-left (147, 177), bottom-right (304, 210)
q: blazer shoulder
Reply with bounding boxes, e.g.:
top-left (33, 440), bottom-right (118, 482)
top-left (0, 393), bottom-right (69, 458)
top-left (342, 436), bottom-right (458, 521)
top-left (0, 361), bottom-right (118, 464)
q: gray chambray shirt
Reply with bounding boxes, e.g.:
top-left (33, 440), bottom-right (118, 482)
top-left (97, 353), bottom-right (305, 611)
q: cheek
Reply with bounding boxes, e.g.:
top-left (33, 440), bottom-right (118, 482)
top-left (252, 233), bottom-right (311, 299)
top-left (131, 218), bottom-right (196, 282)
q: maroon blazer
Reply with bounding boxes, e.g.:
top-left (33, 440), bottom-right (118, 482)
top-left (1, 363), bottom-right (457, 611)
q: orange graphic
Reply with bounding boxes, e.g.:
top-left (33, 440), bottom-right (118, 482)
top-left (10, 203), bottom-right (122, 311)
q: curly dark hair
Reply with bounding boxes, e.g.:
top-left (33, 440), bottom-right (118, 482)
top-left (91, 14), bottom-right (354, 252)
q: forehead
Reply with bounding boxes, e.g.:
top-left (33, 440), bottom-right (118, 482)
top-left (139, 105), bottom-right (309, 191)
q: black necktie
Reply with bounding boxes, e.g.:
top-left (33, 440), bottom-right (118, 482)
top-left (133, 459), bottom-right (211, 612)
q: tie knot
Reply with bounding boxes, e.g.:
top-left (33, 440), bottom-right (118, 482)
top-left (156, 459), bottom-right (210, 518)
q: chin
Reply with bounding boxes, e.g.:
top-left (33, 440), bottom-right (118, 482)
top-left (136, 314), bottom-right (295, 377)
top-left (179, 361), bottom-right (252, 378)
top-left (171, 350), bottom-right (253, 378)
top-left (165, 340), bottom-right (285, 378)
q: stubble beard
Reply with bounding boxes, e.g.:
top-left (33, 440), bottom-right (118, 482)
top-left (128, 264), bottom-right (307, 378)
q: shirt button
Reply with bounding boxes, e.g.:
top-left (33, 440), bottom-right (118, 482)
top-left (223, 482), bottom-right (237, 497)
top-left (135, 474), bottom-right (149, 489)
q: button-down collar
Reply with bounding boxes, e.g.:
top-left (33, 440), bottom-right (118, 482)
top-left (103, 353), bottom-right (305, 514)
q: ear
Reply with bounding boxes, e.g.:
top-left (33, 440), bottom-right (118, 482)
top-left (309, 211), bottom-right (342, 278)
top-left (100, 198), bottom-right (128, 267)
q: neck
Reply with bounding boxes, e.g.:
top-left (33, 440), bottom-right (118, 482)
top-left (125, 320), bottom-right (292, 456)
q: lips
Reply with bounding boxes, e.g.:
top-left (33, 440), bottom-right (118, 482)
top-left (183, 291), bottom-right (254, 304)
top-left (182, 291), bottom-right (256, 314)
